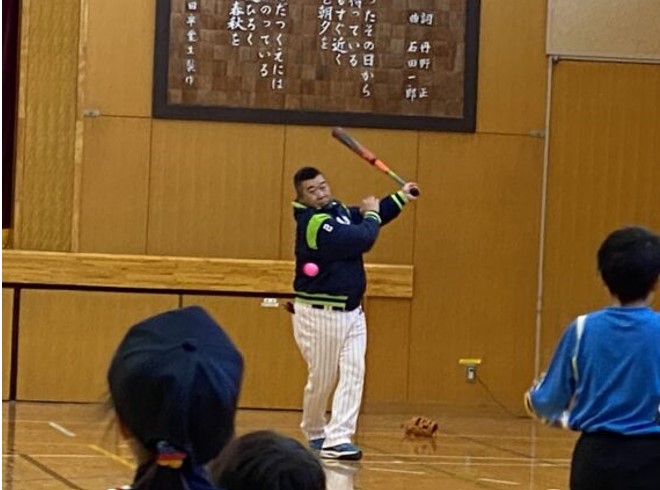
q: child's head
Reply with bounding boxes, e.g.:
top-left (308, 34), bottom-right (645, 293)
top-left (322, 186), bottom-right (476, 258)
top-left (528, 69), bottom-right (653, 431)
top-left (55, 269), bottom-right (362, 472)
top-left (597, 226), bottom-right (660, 304)
top-left (108, 306), bottom-right (243, 488)
top-left (213, 430), bottom-right (326, 490)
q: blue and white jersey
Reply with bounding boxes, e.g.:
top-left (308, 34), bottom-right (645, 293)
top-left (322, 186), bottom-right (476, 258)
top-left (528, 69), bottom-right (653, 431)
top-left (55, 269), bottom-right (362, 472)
top-left (292, 191), bottom-right (408, 311)
top-left (529, 306), bottom-right (660, 435)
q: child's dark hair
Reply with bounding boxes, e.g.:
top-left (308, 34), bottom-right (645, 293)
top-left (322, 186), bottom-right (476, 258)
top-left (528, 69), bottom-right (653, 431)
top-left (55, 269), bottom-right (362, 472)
top-left (213, 430), bottom-right (326, 490)
top-left (293, 167), bottom-right (322, 195)
top-left (597, 226), bottom-right (660, 304)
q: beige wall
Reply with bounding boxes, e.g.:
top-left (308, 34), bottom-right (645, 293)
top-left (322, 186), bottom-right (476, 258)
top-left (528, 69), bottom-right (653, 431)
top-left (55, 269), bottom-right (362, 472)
top-left (16, 290), bottom-right (178, 402)
top-left (2, 289), bottom-right (14, 399)
top-left (410, 133), bottom-right (543, 405)
top-left (13, 0), bottom-right (80, 250)
top-left (540, 60), bottom-right (660, 366)
top-left (547, 0), bottom-right (660, 60)
top-left (8, 0), bottom-right (658, 410)
top-left (182, 295), bottom-right (307, 409)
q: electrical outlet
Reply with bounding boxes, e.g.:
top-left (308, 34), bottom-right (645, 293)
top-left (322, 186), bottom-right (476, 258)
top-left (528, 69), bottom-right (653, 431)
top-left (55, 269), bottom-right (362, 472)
top-left (260, 297), bottom-right (280, 308)
top-left (458, 358), bottom-right (482, 383)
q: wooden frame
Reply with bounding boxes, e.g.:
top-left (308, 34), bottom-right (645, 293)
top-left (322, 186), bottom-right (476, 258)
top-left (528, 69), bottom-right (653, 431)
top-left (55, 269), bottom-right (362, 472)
top-left (2, 250), bottom-right (413, 298)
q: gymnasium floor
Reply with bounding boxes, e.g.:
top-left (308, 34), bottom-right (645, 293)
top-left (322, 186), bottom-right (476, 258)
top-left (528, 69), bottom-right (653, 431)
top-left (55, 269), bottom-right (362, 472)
top-left (2, 401), bottom-right (577, 489)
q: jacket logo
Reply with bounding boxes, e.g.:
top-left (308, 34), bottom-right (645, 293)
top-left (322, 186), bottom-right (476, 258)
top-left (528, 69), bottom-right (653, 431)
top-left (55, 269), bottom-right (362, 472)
top-left (336, 216), bottom-right (351, 225)
top-left (323, 223), bottom-right (334, 232)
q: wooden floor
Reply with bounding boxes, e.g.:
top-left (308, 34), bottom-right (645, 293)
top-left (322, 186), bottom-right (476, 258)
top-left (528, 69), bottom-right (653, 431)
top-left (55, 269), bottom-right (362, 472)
top-left (2, 401), bottom-right (577, 490)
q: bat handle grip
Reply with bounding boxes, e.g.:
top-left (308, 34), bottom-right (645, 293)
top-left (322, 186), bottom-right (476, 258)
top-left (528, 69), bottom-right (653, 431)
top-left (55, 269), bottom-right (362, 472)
top-left (409, 187), bottom-right (420, 197)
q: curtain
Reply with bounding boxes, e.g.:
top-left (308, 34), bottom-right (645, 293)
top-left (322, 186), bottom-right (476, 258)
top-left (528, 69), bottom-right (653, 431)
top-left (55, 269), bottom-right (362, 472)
top-left (3, 0), bottom-right (21, 230)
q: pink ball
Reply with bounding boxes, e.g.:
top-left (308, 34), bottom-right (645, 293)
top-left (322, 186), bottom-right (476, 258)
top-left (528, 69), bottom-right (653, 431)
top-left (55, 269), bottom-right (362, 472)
top-left (302, 262), bottom-right (319, 277)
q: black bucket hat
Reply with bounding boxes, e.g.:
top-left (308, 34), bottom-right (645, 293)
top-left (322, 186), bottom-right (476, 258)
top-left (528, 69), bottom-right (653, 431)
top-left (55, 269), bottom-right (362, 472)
top-left (108, 306), bottom-right (243, 465)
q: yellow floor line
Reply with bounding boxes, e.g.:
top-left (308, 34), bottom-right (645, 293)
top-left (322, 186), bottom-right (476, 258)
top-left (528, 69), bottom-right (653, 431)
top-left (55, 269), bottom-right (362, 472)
top-left (89, 444), bottom-right (136, 470)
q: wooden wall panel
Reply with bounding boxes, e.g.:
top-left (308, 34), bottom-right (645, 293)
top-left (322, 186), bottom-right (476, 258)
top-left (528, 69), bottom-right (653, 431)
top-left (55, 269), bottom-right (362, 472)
top-left (280, 126), bottom-right (418, 264)
top-left (363, 298), bottom-right (411, 406)
top-left (409, 133), bottom-right (543, 408)
top-left (15, 0), bottom-right (642, 413)
top-left (79, 118), bottom-right (151, 253)
top-left (541, 61), bottom-right (660, 365)
top-left (16, 290), bottom-right (177, 402)
top-left (477, 0), bottom-right (547, 135)
top-left (84, 0), bottom-right (154, 116)
top-left (183, 295), bottom-right (307, 409)
top-left (13, 0), bottom-right (80, 251)
top-left (2, 289), bottom-right (14, 399)
top-left (148, 121), bottom-right (285, 259)
top-left (548, 0), bottom-right (660, 61)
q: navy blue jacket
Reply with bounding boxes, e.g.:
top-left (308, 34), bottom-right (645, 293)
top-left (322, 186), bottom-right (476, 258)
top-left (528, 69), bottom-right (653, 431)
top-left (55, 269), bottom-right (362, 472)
top-left (293, 191), bottom-right (408, 311)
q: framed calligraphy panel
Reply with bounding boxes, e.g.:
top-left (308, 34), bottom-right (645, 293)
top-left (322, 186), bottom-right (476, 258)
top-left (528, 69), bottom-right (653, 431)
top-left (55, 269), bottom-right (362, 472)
top-left (153, 0), bottom-right (480, 131)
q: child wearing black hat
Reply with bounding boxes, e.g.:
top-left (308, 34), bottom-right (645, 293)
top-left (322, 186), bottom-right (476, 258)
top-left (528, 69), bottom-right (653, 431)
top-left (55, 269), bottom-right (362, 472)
top-left (107, 306), bottom-right (244, 490)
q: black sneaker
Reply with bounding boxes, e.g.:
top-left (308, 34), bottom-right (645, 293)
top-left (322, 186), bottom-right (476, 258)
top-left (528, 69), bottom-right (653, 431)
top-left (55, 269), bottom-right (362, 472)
top-left (319, 443), bottom-right (362, 460)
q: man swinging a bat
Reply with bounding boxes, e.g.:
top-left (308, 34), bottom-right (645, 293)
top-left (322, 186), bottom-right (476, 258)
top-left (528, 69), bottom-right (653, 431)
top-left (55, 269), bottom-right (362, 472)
top-left (290, 166), bottom-right (418, 460)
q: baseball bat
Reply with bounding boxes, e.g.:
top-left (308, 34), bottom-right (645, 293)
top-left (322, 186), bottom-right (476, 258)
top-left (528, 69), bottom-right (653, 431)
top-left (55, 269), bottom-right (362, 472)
top-left (331, 127), bottom-right (420, 197)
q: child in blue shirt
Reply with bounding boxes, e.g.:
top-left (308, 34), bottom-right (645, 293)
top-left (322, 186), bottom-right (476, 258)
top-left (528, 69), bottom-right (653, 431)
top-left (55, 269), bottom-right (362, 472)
top-left (525, 226), bottom-right (660, 490)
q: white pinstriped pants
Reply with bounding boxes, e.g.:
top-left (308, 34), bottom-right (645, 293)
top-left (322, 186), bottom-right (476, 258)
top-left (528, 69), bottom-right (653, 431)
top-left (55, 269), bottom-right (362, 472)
top-left (292, 302), bottom-right (366, 447)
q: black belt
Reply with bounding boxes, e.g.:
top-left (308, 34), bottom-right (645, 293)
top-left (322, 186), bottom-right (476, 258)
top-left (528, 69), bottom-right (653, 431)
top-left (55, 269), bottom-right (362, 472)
top-left (310, 304), bottom-right (345, 311)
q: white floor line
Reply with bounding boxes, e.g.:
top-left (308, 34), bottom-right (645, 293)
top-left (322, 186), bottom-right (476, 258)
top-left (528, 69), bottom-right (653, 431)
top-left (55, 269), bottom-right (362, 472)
top-left (48, 421), bottom-right (76, 437)
top-left (477, 477), bottom-right (520, 485)
top-left (1, 441), bottom-right (91, 446)
top-left (365, 454), bottom-right (570, 462)
top-left (2, 454), bottom-right (105, 458)
top-left (365, 460), bottom-right (568, 467)
top-left (367, 467), bottom-right (426, 475)
top-left (363, 431), bottom-right (573, 441)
